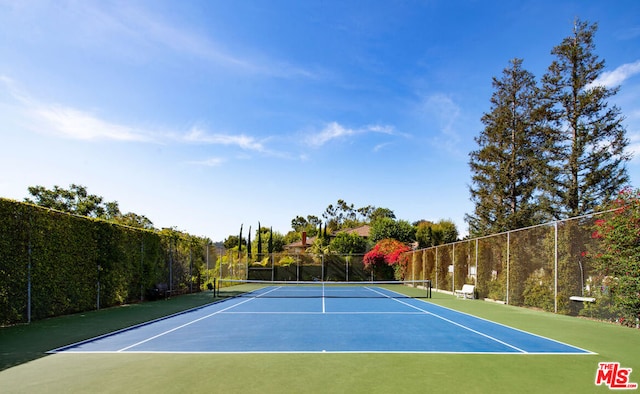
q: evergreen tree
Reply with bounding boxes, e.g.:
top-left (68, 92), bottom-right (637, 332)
top-left (467, 58), bottom-right (546, 236)
top-left (238, 224), bottom-right (243, 258)
top-left (247, 226), bottom-right (252, 259)
top-left (257, 222), bottom-right (262, 257)
top-left (541, 19), bottom-right (630, 218)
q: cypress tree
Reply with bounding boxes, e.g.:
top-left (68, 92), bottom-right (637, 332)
top-left (238, 224), bottom-right (243, 258)
top-left (257, 222), bottom-right (262, 257)
top-left (247, 226), bottom-right (252, 259)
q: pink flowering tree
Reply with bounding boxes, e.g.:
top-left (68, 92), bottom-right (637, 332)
top-left (363, 239), bottom-right (411, 280)
top-left (588, 188), bottom-right (640, 326)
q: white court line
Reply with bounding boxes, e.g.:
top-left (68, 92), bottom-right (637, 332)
top-left (222, 311), bottom-right (426, 314)
top-left (322, 283), bottom-right (326, 313)
top-left (380, 287), bottom-right (596, 355)
top-left (116, 286), bottom-right (282, 352)
top-left (366, 287), bottom-right (528, 353)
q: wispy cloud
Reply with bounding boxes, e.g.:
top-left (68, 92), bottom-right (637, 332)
top-left (1, 76), bottom-right (275, 152)
top-left (305, 122), bottom-right (397, 147)
top-left (588, 60), bottom-right (640, 88)
top-left (1, 75), bottom-right (152, 142)
top-left (52, 2), bottom-right (318, 79)
top-left (33, 105), bottom-right (153, 142)
top-left (184, 126), bottom-right (266, 151)
top-left (420, 93), bottom-right (462, 154)
top-left (188, 157), bottom-right (226, 167)
top-left (373, 142), bottom-right (392, 152)
top-left (108, 4), bottom-right (257, 71)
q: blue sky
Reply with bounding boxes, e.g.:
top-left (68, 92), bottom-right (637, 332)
top-left (1, 1), bottom-right (640, 242)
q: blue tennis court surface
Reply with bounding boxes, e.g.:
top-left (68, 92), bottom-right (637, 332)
top-left (51, 285), bottom-right (594, 354)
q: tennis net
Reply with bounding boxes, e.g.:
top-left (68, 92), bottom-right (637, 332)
top-left (215, 279), bottom-right (432, 299)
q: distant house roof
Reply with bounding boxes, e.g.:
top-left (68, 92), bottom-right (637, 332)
top-left (284, 225), bottom-right (371, 252)
top-left (284, 235), bottom-right (316, 252)
top-left (285, 236), bottom-right (316, 249)
top-left (335, 224), bottom-right (370, 238)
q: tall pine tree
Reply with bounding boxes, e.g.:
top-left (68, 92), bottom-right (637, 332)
top-left (467, 58), bottom-right (546, 236)
top-left (541, 19), bottom-right (630, 218)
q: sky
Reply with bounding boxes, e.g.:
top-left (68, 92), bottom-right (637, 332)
top-left (1, 0), bottom-right (640, 242)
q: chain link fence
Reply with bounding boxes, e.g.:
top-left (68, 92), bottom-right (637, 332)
top-left (214, 251), bottom-right (377, 283)
top-left (403, 212), bottom-right (630, 322)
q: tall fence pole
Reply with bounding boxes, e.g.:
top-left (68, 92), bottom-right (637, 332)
top-left (506, 232), bottom-right (510, 305)
top-left (554, 221), bottom-right (558, 314)
top-left (475, 239), bottom-right (478, 287)
top-left (412, 251), bottom-right (416, 282)
top-left (27, 218), bottom-right (32, 323)
top-left (140, 238), bottom-right (144, 301)
top-left (452, 243), bottom-right (456, 292)
top-left (435, 247), bottom-right (439, 291)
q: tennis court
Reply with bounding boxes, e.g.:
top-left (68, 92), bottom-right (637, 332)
top-left (50, 282), bottom-right (593, 355)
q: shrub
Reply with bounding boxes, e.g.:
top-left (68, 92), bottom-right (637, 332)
top-left (589, 188), bottom-right (640, 326)
top-left (363, 239), bottom-right (411, 280)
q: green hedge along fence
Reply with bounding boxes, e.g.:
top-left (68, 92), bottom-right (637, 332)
top-left (0, 198), bottom-right (210, 326)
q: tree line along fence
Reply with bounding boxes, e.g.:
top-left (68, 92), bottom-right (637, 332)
top-left (2, 197), bottom-right (633, 326)
top-left (402, 211), bottom-right (628, 322)
top-left (217, 252), bottom-right (371, 283)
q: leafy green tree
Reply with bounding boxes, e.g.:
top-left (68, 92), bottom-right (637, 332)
top-left (291, 216), bottom-right (308, 232)
top-left (25, 184), bottom-right (154, 229)
top-left (415, 221), bottom-right (437, 248)
top-left (356, 205), bottom-right (375, 220)
top-left (269, 231), bottom-right (286, 253)
top-left (111, 212), bottom-right (154, 229)
top-left (25, 184), bottom-right (115, 218)
top-left (541, 19), bottom-right (630, 219)
top-left (291, 215), bottom-right (321, 236)
top-left (319, 200), bottom-right (394, 232)
top-left (330, 232), bottom-right (367, 254)
top-left (437, 220), bottom-right (459, 244)
top-left (415, 219), bottom-right (459, 247)
top-left (307, 237), bottom-right (330, 255)
top-left (369, 218), bottom-right (415, 243)
top-left (368, 207), bottom-right (395, 223)
top-left (322, 199), bottom-right (356, 230)
top-left (223, 235), bottom-right (245, 250)
top-left (467, 58), bottom-right (547, 236)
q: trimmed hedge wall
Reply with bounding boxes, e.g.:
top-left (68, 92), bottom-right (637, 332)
top-left (0, 198), bottom-right (205, 326)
